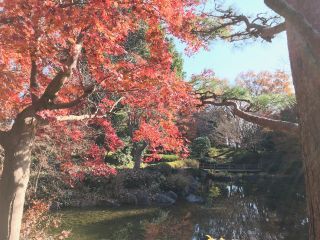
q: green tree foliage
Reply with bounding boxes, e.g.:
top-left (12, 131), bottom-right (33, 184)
top-left (191, 136), bottom-right (211, 158)
top-left (192, 69), bottom-right (296, 115)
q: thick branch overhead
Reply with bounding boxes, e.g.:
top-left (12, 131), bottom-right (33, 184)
top-left (193, 3), bottom-right (286, 42)
top-left (264, 0), bottom-right (320, 53)
top-left (198, 91), bottom-right (299, 135)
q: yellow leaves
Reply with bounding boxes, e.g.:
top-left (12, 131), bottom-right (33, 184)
top-left (205, 235), bottom-right (216, 240)
top-left (204, 235), bottom-right (225, 240)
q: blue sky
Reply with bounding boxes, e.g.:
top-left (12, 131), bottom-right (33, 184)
top-left (175, 0), bottom-right (290, 82)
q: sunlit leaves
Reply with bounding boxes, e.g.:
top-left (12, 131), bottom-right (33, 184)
top-left (0, 0), bottom-right (202, 178)
top-left (192, 69), bottom-right (296, 115)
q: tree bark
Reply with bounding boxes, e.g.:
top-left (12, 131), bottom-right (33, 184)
top-left (0, 109), bottom-right (37, 240)
top-left (0, 29), bottom-right (85, 240)
top-left (287, 26), bottom-right (320, 240)
top-left (266, 0), bottom-right (320, 238)
top-left (132, 141), bottom-right (148, 170)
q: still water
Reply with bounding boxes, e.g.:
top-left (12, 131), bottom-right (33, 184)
top-left (55, 177), bottom-right (308, 240)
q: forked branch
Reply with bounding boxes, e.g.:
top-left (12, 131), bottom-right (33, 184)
top-left (36, 29), bottom-right (88, 110)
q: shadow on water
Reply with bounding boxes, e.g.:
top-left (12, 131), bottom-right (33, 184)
top-left (54, 177), bottom-right (308, 240)
top-left (55, 207), bottom-right (159, 240)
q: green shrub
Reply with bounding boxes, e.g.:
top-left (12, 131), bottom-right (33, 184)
top-left (165, 173), bottom-right (192, 193)
top-left (231, 150), bottom-right (260, 164)
top-left (112, 169), bottom-right (162, 191)
top-left (208, 147), bottom-right (220, 157)
top-left (191, 137), bottom-right (211, 158)
top-left (146, 159), bottom-right (199, 171)
top-left (105, 148), bottom-right (133, 167)
top-left (158, 154), bottom-right (180, 162)
top-left (167, 159), bottom-right (198, 169)
top-left (145, 163), bottom-right (173, 175)
top-left (208, 185), bottom-right (221, 198)
top-left (144, 154), bottom-right (180, 163)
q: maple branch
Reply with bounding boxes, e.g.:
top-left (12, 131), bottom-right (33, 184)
top-left (36, 31), bottom-right (86, 110)
top-left (264, 0), bottom-right (320, 49)
top-left (47, 86), bottom-right (94, 110)
top-left (58, 0), bottom-right (88, 8)
top-left (30, 59), bottom-right (39, 105)
top-left (202, 99), bottom-right (299, 135)
top-left (109, 97), bottom-right (125, 113)
top-left (30, 60), bottom-right (38, 89)
top-left (55, 114), bottom-right (103, 122)
top-left (0, 16), bottom-right (23, 26)
top-left (50, 96), bottom-right (124, 122)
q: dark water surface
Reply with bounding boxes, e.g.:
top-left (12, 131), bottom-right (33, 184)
top-left (55, 177), bottom-right (308, 240)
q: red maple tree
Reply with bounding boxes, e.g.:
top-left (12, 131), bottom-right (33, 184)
top-left (0, 1), bottom-right (201, 239)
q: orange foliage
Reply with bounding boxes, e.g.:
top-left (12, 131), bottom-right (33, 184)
top-left (236, 70), bottom-right (293, 95)
top-left (0, 0), bottom-right (201, 172)
top-left (0, 0), bottom-right (201, 120)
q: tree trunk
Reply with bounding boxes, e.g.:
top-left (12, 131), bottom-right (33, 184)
top-left (0, 111), bottom-right (37, 240)
top-left (132, 142), bottom-right (148, 170)
top-left (287, 30), bottom-right (320, 240)
top-left (284, 1), bottom-right (320, 238)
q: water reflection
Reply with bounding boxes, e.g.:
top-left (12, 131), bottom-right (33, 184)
top-left (56, 177), bottom-right (307, 240)
top-left (192, 178), bottom-right (307, 240)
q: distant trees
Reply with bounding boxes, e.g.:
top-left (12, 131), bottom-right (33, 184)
top-left (191, 106), bottom-right (262, 150)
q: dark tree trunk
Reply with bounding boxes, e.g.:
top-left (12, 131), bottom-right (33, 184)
top-left (283, 1), bottom-right (320, 238)
top-left (132, 141), bottom-right (148, 170)
top-left (0, 110), bottom-right (37, 240)
top-left (287, 27), bottom-right (320, 240)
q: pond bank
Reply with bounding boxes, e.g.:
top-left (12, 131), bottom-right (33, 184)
top-left (49, 166), bottom-right (304, 212)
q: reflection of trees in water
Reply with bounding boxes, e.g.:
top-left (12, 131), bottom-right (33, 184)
top-left (201, 179), bottom-right (307, 240)
top-left (57, 177), bottom-right (307, 240)
top-left (205, 195), bottom-right (282, 240)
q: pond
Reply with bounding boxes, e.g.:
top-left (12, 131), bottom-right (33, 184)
top-left (54, 177), bottom-right (308, 240)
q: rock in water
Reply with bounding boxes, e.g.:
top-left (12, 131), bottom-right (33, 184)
top-left (119, 193), bottom-right (138, 205)
top-left (165, 191), bottom-right (178, 201)
top-left (186, 194), bottom-right (204, 204)
top-left (154, 193), bottom-right (176, 205)
top-left (134, 190), bottom-right (151, 206)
